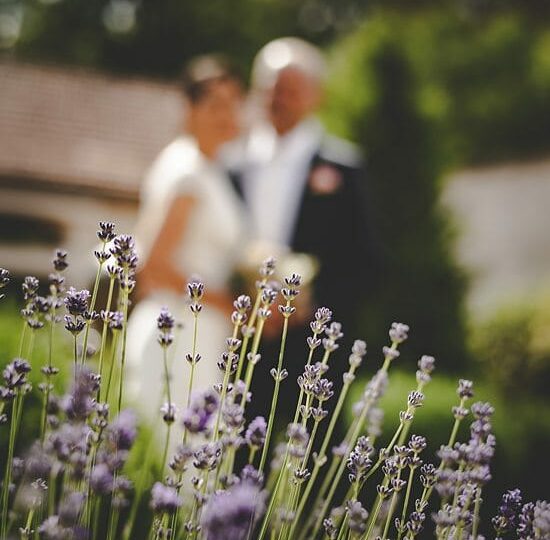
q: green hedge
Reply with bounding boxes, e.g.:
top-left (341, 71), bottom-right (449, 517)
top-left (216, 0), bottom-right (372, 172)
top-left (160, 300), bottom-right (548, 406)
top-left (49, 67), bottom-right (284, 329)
top-left (321, 8), bottom-right (550, 371)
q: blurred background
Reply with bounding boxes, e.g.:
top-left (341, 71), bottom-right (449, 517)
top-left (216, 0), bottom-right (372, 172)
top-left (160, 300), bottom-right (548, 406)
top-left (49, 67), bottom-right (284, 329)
top-left (1, 0), bottom-right (550, 532)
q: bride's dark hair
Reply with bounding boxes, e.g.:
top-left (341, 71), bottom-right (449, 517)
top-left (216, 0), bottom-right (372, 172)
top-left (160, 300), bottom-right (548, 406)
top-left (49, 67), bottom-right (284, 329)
top-left (180, 54), bottom-right (244, 103)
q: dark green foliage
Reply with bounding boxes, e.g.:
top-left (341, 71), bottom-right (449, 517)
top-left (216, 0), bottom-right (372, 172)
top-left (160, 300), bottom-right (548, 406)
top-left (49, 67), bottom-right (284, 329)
top-left (322, 7), bottom-right (550, 371)
top-left (6, 0), bottom-right (363, 79)
top-left (324, 17), bottom-right (469, 371)
top-left (470, 293), bottom-right (550, 398)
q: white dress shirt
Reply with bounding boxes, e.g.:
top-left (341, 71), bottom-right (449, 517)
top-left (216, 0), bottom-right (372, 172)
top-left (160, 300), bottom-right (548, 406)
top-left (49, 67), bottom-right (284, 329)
top-left (241, 118), bottom-right (324, 250)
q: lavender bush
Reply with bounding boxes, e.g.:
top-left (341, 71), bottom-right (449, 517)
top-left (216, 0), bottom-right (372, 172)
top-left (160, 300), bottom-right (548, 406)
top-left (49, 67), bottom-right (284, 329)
top-left (0, 221), bottom-right (548, 540)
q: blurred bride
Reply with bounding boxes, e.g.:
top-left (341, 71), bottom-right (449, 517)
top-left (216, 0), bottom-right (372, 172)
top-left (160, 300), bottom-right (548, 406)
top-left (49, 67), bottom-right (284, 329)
top-left (126, 55), bottom-right (246, 431)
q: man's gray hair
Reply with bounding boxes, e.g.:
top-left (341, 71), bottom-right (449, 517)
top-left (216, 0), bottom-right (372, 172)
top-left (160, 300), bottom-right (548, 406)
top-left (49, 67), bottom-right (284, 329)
top-left (251, 37), bottom-right (327, 90)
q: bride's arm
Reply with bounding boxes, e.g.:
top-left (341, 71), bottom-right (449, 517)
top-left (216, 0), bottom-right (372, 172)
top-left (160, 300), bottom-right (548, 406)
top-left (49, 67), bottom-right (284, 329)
top-left (137, 195), bottom-right (195, 297)
top-left (137, 195), bottom-right (235, 315)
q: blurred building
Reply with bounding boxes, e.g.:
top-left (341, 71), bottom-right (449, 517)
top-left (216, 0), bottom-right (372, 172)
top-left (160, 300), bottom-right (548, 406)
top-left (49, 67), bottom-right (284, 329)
top-left (0, 60), bottom-right (181, 287)
top-left (443, 158), bottom-right (550, 316)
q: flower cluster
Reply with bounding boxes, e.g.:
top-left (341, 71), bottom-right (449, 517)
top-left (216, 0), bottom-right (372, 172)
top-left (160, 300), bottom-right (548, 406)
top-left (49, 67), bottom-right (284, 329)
top-left (0, 221), bottom-right (547, 540)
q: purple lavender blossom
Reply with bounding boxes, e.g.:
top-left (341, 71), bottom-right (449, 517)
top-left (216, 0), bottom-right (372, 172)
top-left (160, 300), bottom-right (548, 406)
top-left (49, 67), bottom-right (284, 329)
top-left (346, 500), bottom-right (369, 535)
top-left (457, 379), bottom-right (474, 399)
top-left (240, 465), bottom-right (264, 487)
top-left (0, 267), bottom-right (9, 288)
top-left (533, 500), bottom-right (550, 537)
top-left (312, 378), bottom-right (334, 402)
top-left (389, 322), bottom-right (409, 343)
top-left (416, 355), bottom-right (436, 384)
top-left (107, 310), bottom-right (124, 330)
top-left (25, 442), bottom-right (53, 480)
top-left (52, 249), bottom-right (69, 272)
top-left (245, 417), bottom-right (267, 448)
top-left (169, 444), bottom-right (193, 473)
top-left (157, 306), bottom-right (175, 347)
top-left (182, 389), bottom-right (218, 433)
top-left (193, 442), bottom-right (222, 471)
top-left (3, 358), bottom-right (31, 389)
top-left (156, 307), bottom-right (175, 331)
top-left (223, 403), bottom-right (245, 430)
top-left (63, 367), bottom-right (98, 421)
top-left (97, 221), bottom-right (116, 243)
top-left (64, 287), bottom-right (90, 316)
top-left (110, 234), bottom-right (138, 270)
top-left (58, 491), bottom-right (86, 527)
top-left (200, 481), bottom-right (266, 540)
top-left (22, 276), bottom-right (39, 302)
top-left (47, 423), bottom-right (89, 464)
top-left (150, 482), bottom-right (182, 513)
top-left (106, 409), bottom-right (137, 451)
top-left (518, 502), bottom-right (535, 539)
top-left (347, 436), bottom-right (373, 482)
top-left (187, 280), bottom-right (205, 301)
top-left (38, 516), bottom-right (68, 539)
top-left (90, 463), bottom-right (114, 494)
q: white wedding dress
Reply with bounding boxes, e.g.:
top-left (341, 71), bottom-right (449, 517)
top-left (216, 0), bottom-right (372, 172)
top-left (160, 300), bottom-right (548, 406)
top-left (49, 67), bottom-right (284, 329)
top-left (126, 136), bottom-right (246, 445)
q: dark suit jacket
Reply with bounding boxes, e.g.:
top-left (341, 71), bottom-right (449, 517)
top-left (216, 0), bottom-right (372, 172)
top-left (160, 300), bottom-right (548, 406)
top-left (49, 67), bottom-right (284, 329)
top-left (229, 131), bottom-right (376, 333)
top-left (229, 129), bottom-right (379, 439)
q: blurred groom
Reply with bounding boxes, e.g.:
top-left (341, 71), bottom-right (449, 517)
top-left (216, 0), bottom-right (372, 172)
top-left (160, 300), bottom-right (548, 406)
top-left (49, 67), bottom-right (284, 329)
top-left (223, 37), bottom-right (378, 426)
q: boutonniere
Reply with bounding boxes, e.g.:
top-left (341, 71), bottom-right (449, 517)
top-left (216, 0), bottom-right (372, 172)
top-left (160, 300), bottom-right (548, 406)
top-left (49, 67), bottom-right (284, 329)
top-left (308, 164), bottom-right (343, 195)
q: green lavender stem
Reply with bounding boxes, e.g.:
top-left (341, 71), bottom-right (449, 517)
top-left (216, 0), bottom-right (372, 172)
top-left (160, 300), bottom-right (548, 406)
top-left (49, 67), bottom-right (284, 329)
top-left (80, 241), bottom-right (107, 364)
top-left (471, 486), bottom-right (482, 540)
top-left (18, 319), bottom-right (27, 357)
top-left (1, 393), bottom-right (22, 538)
top-left (240, 318), bottom-right (266, 410)
top-left (97, 275), bottom-right (115, 402)
top-left (184, 313), bottom-right (202, 412)
top-left (117, 285), bottom-right (130, 414)
top-left (234, 286), bottom-right (263, 383)
top-left (212, 321), bottom-right (240, 442)
top-left (161, 345), bottom-right (172, 472)
top-left (122, 437), bottom-right (155, 540)
top-left (280, 417), bottom-right (321, 540)
top-left (258, 304), bottom-right (291, 475)
top-left (310, 348), bottom-right (396, 540)
top-left (40, 313), bottom-right (56, 442)
top-left (288, 359), bottom-right (359, 539)
top-left (381, 469), bottom-right (403, 540)
top-left (104, 330), bottom-right (120, 404)
top-left (396, 464), bottom-right (418, 540)
top-left (361, 495), bottom-right (383, 540)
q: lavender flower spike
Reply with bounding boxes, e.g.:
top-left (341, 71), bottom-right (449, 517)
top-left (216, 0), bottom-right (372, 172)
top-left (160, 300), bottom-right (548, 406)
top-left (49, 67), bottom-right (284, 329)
top-left (201, 481), bottom-right (266, 540)
top-left (0, 268), bottom-right (10, 300)
top-left (150, 482), bottom-right (182, 513)
top-left (245, 416), bottom-right (267, 448)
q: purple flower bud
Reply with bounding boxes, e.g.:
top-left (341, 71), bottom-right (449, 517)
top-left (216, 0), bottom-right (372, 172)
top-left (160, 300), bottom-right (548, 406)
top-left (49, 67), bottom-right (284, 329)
top-left (64, 287), bottom-right (90, 316)
top-left (347, 500), bottom-right (369, 534)
top-left (90, 463), bottom-right (114, 494)
top-left (0, 268), bottom-right (10, 289)
top-left (150, 482), bottom-right (182, 513)
top-left (259, 257), bottom-right (276, 278)
top-left (187, 281), bottom-right (205, 301)
top-left (97, 221), bottom-right (116, 243)
top-left (245, 416), bottom-right (267, 448)
top-left (201, 481), bottom-right (266, 540)
top-left (22, 276), bottom-right (40, 302)
top-left (107, 410), bottom-right (137, 451)
top-left (157, 307), bottom-right (175, 331)
top-left (389, 322), bottom-right (409, 343)
top-left (382, 345), bottom-right (400, 361)
top-left (240, 465), bottom-right (264, 487)
top-left (457, 379), bottom-right (474, 399)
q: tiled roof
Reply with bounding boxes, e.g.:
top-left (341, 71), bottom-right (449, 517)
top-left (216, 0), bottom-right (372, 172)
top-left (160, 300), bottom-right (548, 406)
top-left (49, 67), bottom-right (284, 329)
top-left (0, 61), bottom-right (182, 199)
